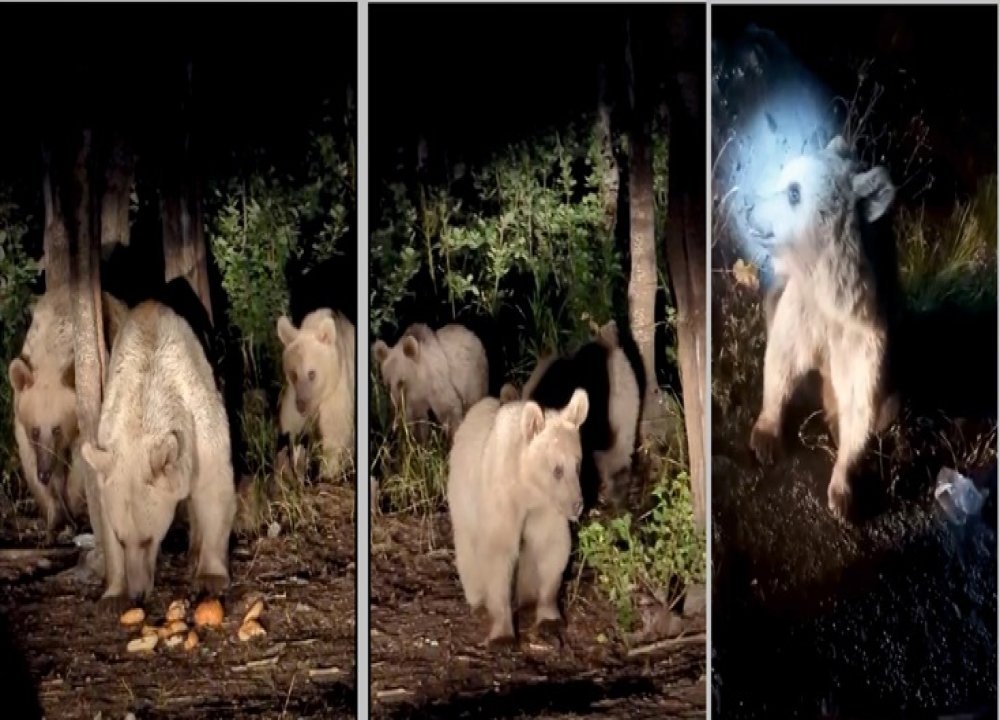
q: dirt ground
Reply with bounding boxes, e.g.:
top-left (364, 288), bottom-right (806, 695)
top-left (0, 482), bottom-right (357, 720)
top-left (711, 275), bottom-right (998, 719)
top-left (369, 511), bottom-right (706, 720)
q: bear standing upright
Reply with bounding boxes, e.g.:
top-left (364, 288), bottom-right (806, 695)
top-left (80, 301), bottom-right (236, 609)
top-left (372, 323), bottom-right (488, 442)
top-left (744, 134), bottom-right (899, 517)
top-left (277, 308), bottom-right (356, 479)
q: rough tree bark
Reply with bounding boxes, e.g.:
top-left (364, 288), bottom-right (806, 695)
top-left (663, 8), bottom-right (707, 530)
top-left (41, 151), bottom-right (70, 293)
top-left (161, 61), bottom-right (213, 323)
top-left (595, 63), bottom-right (619, 234)
top-left (100, 137), bottom-right (134, 257)
top-left (65, 130), bottom-right (110, 577)
top-left (625, 19), bottom-right (665, 440)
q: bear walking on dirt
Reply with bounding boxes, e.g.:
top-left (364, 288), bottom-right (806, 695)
top-left (80, 301), bottom-right (236, 610)
top-left (7, 287), bottom-right (129, 539)
top-left (277, 308), bottom-right (356, 479)
top-left (372, 323), bottom-right (488, 443)
top-left (744, 134), bottom-right (900, 517)
top-left (447, 389), bottom-right (589, 646)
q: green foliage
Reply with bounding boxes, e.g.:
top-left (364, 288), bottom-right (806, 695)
top-left (897, 174), bottom-right (998, 313)
top-left (371, 119), bottom-right (624, 372)
top-left (577, 468), bottom-right (706, 632)
top-left (0, 191), bottom-right (39, 490)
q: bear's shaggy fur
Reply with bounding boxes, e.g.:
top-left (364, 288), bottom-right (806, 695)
top-left (447, 389), bottom-right (589, 645)
top-left (373, 323), bottom-right (488, 442)
top-left (81, 301), bottom-right (235, 609)
top-left (745, 134), bottom-right (899, 517)
top-left (277, 308), bottom-right (356, 479)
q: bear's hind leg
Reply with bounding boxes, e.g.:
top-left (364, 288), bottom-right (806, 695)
top-left (827, 334), bottom-right (881, 518)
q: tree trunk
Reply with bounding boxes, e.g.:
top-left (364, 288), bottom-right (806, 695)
top-left (100, 138), bottom-right (133, 256)
top-left (596, 63), bottom-right (619, 234)
top-left (66, 130), bottom-right (110, 577)
top-left (625, 19), bottom-right (663, 439)
top-left (663, 8), bottom-right (707, 530)
top-left (42, 151), bottom-right (70, 293)
top-left (161, 61), bottom-right (213, 323)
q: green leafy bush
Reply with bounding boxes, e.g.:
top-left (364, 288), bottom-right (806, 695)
top-left (577, 468), bottom-right (705, 632)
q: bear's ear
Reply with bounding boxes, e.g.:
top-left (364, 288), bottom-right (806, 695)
top-left (148, 432), bottom-right (181, 480)
top-left (852, 166), bottom-right (896, 223)
top-left (521, 401), bottom-right (546, 443)
top-left (315, 317), bottom-right (337, 347)
top-left (499, 383), bottom-right (521, 404)
top-left (372, 340), bottom-right (390, 364)
top-left (81, 441), bottom-right (114, 478)
top-left (562, 388), bottom-right (590, 428)
top-left (276, 316), bottom-right (298, 347)
top-left (826, 135), bottom-right (851, 157)
top-left (8, 357), bottom-right (33, 393)
top-left (401, 335), bottom-right (420, 360)
top-left (61, 362), bottom-right (75, 390)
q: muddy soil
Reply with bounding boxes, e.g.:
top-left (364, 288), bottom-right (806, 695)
top-left (711, 276), bottom-right (998, 719)
top-left (370, 512), bottom-right (706, 719)
top-left (0, 483), bottom-right (357, 720)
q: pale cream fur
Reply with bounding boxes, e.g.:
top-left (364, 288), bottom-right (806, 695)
top-left (447, 389), bottom-right (589, 645)
top-left (80, 301), bottom-right (235, 608)
top-left (277, 308), bottom-right (356, 479)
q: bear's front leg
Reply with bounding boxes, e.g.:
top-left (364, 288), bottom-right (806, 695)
top-left (519, 509), bottom-right (571, 637)
top-left (751, 282), bottom-right (821, 465)
top-left (98, 511), bottom-right (129, 614)
top-left (481, 532), bottom-right (519, 647)
top-left (190, 461), bottom-right (235, 596)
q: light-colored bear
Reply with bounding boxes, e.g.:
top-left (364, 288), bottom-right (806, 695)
top-left (447, 389), bottom-right (589, 645)
top-left (80, 301), bottom-right (236, 609)
top-left (277, 308), bottom-right (356, 479)
top-left (745, 134), bottom-right (898, 517)
top-left (372, 323), bottom-right (488, 442)
top-left (7, 287), bottom-right (129, 538)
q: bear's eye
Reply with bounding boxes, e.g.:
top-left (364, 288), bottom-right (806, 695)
top-left (30, 427), bottom-right (40, 442)
top-left (51, 426), bottom-right (61, 439)
top-left (787, 182), bottom-right (801, 207)
top-left (553, 464), bottom-right (564, 480)
top-left (308, 370), bottom-right (316, 382)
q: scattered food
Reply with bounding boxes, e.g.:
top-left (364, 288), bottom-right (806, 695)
top-left (158, 620), bottom-right (188, 639)
top-left (238, 619), bottom-right (266, 642)
top-left (166, 599), bottom-right (189, 622)
top-left (194, 598), bottom-right (224, 628)
top-left (164, 634), bottom-right (185, 648)
top-left (243, 598), bottom-right (265, 624)
top-left (732, 258), bottom-right (760, 290)
top-left (119, 608), bottom-right (145, 627)
top-left (141, 625), bottom-right (158, 638)
top-left (184, 631), bottom-right (199, 651)
top-left (126, 634), bottom-right (158, 653)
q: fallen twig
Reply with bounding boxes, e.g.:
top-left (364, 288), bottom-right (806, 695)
top-left (627, 633), bottom-right (706, 658)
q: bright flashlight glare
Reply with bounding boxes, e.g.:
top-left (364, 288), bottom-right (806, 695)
top-left (713, 26), bottom-right (838, 289)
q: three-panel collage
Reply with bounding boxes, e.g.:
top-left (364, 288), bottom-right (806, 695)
top-left (0, 2), bottom-right (996, 719)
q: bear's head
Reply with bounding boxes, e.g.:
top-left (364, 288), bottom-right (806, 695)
top-left (519, 388), bottom-right (590, 522)
top-left (9, 357), bottom-right (78, 486)
top-left (277, 313), bottom-right (341, 417)
top-left (745, 135), bottom-right (896, 269)
top-left (81, 430), bottom-right (190, 603)
top-left (372, 326), bottom-right (435, 433)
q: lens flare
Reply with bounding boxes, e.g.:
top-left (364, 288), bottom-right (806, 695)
top-left (713, 26), bottom-right (838, 289)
